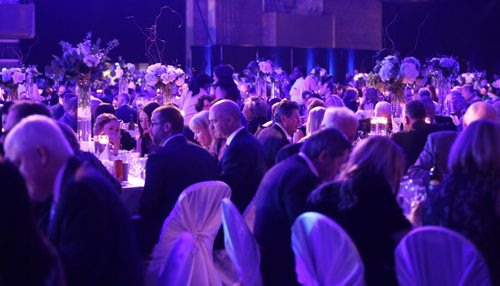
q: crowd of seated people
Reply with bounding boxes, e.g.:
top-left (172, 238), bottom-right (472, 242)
top-left (0, 64), bottom-right (499, 286)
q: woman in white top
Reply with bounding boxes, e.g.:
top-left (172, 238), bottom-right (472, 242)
top-left (177, 73), bottom-right (212, 125)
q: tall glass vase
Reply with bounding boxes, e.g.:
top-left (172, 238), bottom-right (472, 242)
top-left (8, 85), bottom-right (18, 101)
top-left (255, 74), bottom-right (262, 98)
top-left (160, 83), bottom-right (173, 105)
top-left (118, 77), bottom-right (129, 95)
top-left (435, 76), bottom-right (451, 115)
top-left (77, 77), bottom-right (92, 147)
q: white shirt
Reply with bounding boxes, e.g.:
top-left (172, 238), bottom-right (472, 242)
top-left (161, 133), bottom-right (185, 147)
top-left (290, 77), bottom-right (307, 105)
top-left (298, 152), bottom-right (319, 178)
top-left (275, 123), bottom-right (291, 141)
top-left (226, 126), bottom-right (245, 146)
top-left (177, 88), bottom-right (208, 125)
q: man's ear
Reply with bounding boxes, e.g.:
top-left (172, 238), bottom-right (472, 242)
top-left (37, 146), bottom-right (49, 166)
top-left (317, 150), bottom-right (330, 163)
top-left (162, 121), bottom-right (172, 133)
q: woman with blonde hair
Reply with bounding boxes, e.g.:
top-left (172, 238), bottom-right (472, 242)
top-left (94, 113), bottom-right (136, 152)
top-left (308, 136), bottom-right (410, 286)
top-left (189, 111), bottom-right (225, 159)
top-left (424, 120), bottom-right (500, 284)
top-left (296, 106), bottom-right (326, 144)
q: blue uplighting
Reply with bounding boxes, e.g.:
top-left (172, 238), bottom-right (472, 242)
top-left (327, 48), bottom-right (335, 75)
top-left (348, 49), bottom-right (355, 75)
top-left (204, 46), bottom-right (212, 75)
top-left (306, 48), bottom-right (314, 72)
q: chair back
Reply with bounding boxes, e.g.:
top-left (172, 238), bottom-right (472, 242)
top-left (243, 198), bottom-right (256, 233)
top-left (148, 181), bottom-right (231, 286)
top-left (221, 198), bottom-right (262, 286)
top-left (158, 232), bottom-right (195, 285)
top-left (395, 226), bottom-right (491, 286)
top-left (291, 212), bottom-right (365, 286)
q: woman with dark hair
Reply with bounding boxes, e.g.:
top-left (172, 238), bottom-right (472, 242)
top-left (242, 96), bottom-right (269, 134)
top-left (423, 120), bottom-right (500, 284)
top-left (213, 65), bottom-right (241, 103)
top-left (177, 73), bottom-right (213, 125)
top-left (136, 102), bottom-right (160, 157)
top-left (0, 160), bottom-right (65, 286)
top-left (308, 136), bottom-right (411, 286)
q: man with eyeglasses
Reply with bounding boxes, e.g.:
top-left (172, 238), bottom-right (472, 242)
top-left (138, 105), bottom-right (218, 257)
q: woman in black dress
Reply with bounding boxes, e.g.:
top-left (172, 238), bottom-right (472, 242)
top-left (308, 136), bottom-right (411, 285)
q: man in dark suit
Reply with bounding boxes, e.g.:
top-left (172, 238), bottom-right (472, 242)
top-left (391, 100), bottom-right (441, 171)
top-left (4, 115), bottom-right (144, 286)
top-left (139, 105), bottom-right (218, 256)
top-left (257, 99), bottom-right (300, 168)
top-left (115, 93), bottom-right (138, 123)
top-left (254, 128), bottom-right (352, 286)
top-left (209, 99), bottom-right (266, 212)
top-left (408, 101), bottom-right (498, 183)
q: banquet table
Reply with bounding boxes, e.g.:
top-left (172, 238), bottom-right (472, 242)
top-left (121, 176), bottom-right (144, 217)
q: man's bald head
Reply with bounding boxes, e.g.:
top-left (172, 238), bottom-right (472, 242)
top-left (209, 99), bottom-right (242, 139)
top-left (463, 102), bottom-right (497, 128)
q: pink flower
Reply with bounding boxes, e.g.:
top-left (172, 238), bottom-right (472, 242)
top-left (12, 72), bottom-right (26, 84)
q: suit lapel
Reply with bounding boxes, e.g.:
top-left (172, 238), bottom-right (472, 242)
top-left (48, 156), bottom-right (81, 242)
top-left (273, 124), bottom-right (290, 143)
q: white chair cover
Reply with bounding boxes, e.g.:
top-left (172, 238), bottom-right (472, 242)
top-left (291, 212), bottom-right (365, 286)
top-left (148, 181), bottom-right (231, 286)
top-left (242, 198), bottom-right (256, 233)
top-left (395, 226), bottom-right (491, 286)
top-left (221, 198), bottom-right (263, 286)
top-left (158, 232), bottom-right (195, 285)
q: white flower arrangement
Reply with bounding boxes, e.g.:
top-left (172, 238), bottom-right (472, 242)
top-left (377, 55), bottom-right (401, 83)
top-left (354, 73), bottom-right (369, 82)
top-left (428, 56), bottom-right (459, 79)
top-left (492, 79), bottom-right (500, 89)
top-left (144, 63), bottom-right (185, 89)
top-left (461, 72), bottom-right (475, 84)
top-left (400, 57), bottom-right (421, 84)
top-left (259, 61), bottom-right (273, 74)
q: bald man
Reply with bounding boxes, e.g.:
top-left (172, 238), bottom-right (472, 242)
top-left (209, 100), bottom-right (266, 212)
top-left (4, 115), bottom-right (143, 286)
top-left (408, 101), bottom-right (498, 182)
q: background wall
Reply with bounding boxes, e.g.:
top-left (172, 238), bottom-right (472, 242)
top-left (15, 0), bottom-right (500, 77)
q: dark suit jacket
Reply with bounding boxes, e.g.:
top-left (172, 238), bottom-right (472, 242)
top-left (407, 131), bottom-right (458, 183)
top-left (257, 124), bottom-right (290, 169)
top-left (254, 154), bottom-right (321, 286)
top-left (140, 135), bottom-right (217, 253)
top-left (116, 105), bottom-right (138, 123)
top-left (391, 120), bottom-right (441, 171)
top-left (218, 128), bottom-right (266, 212)
top-left (49, 157), bottom-right (143, 286)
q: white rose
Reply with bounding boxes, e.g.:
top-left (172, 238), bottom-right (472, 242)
top-left (174, 68), bottom-right (184, 77)
top-left (115, 66), bottom-right (124, 79)
top-left (400, 63), bottom-right (419, 84)
top-left (12, 72), bottom-right (26, 84)
top-left (145, 72), bottom-right (159, 86)
top-left (161, 73), bottom-right (173, 85)
top-left (259, 61), bottom-right (273, 74)
top-left (275, 67), bottom-right (283, 75)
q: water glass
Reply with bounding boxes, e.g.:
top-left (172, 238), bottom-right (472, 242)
top-left (398, 177), bottom-right (427, 215)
